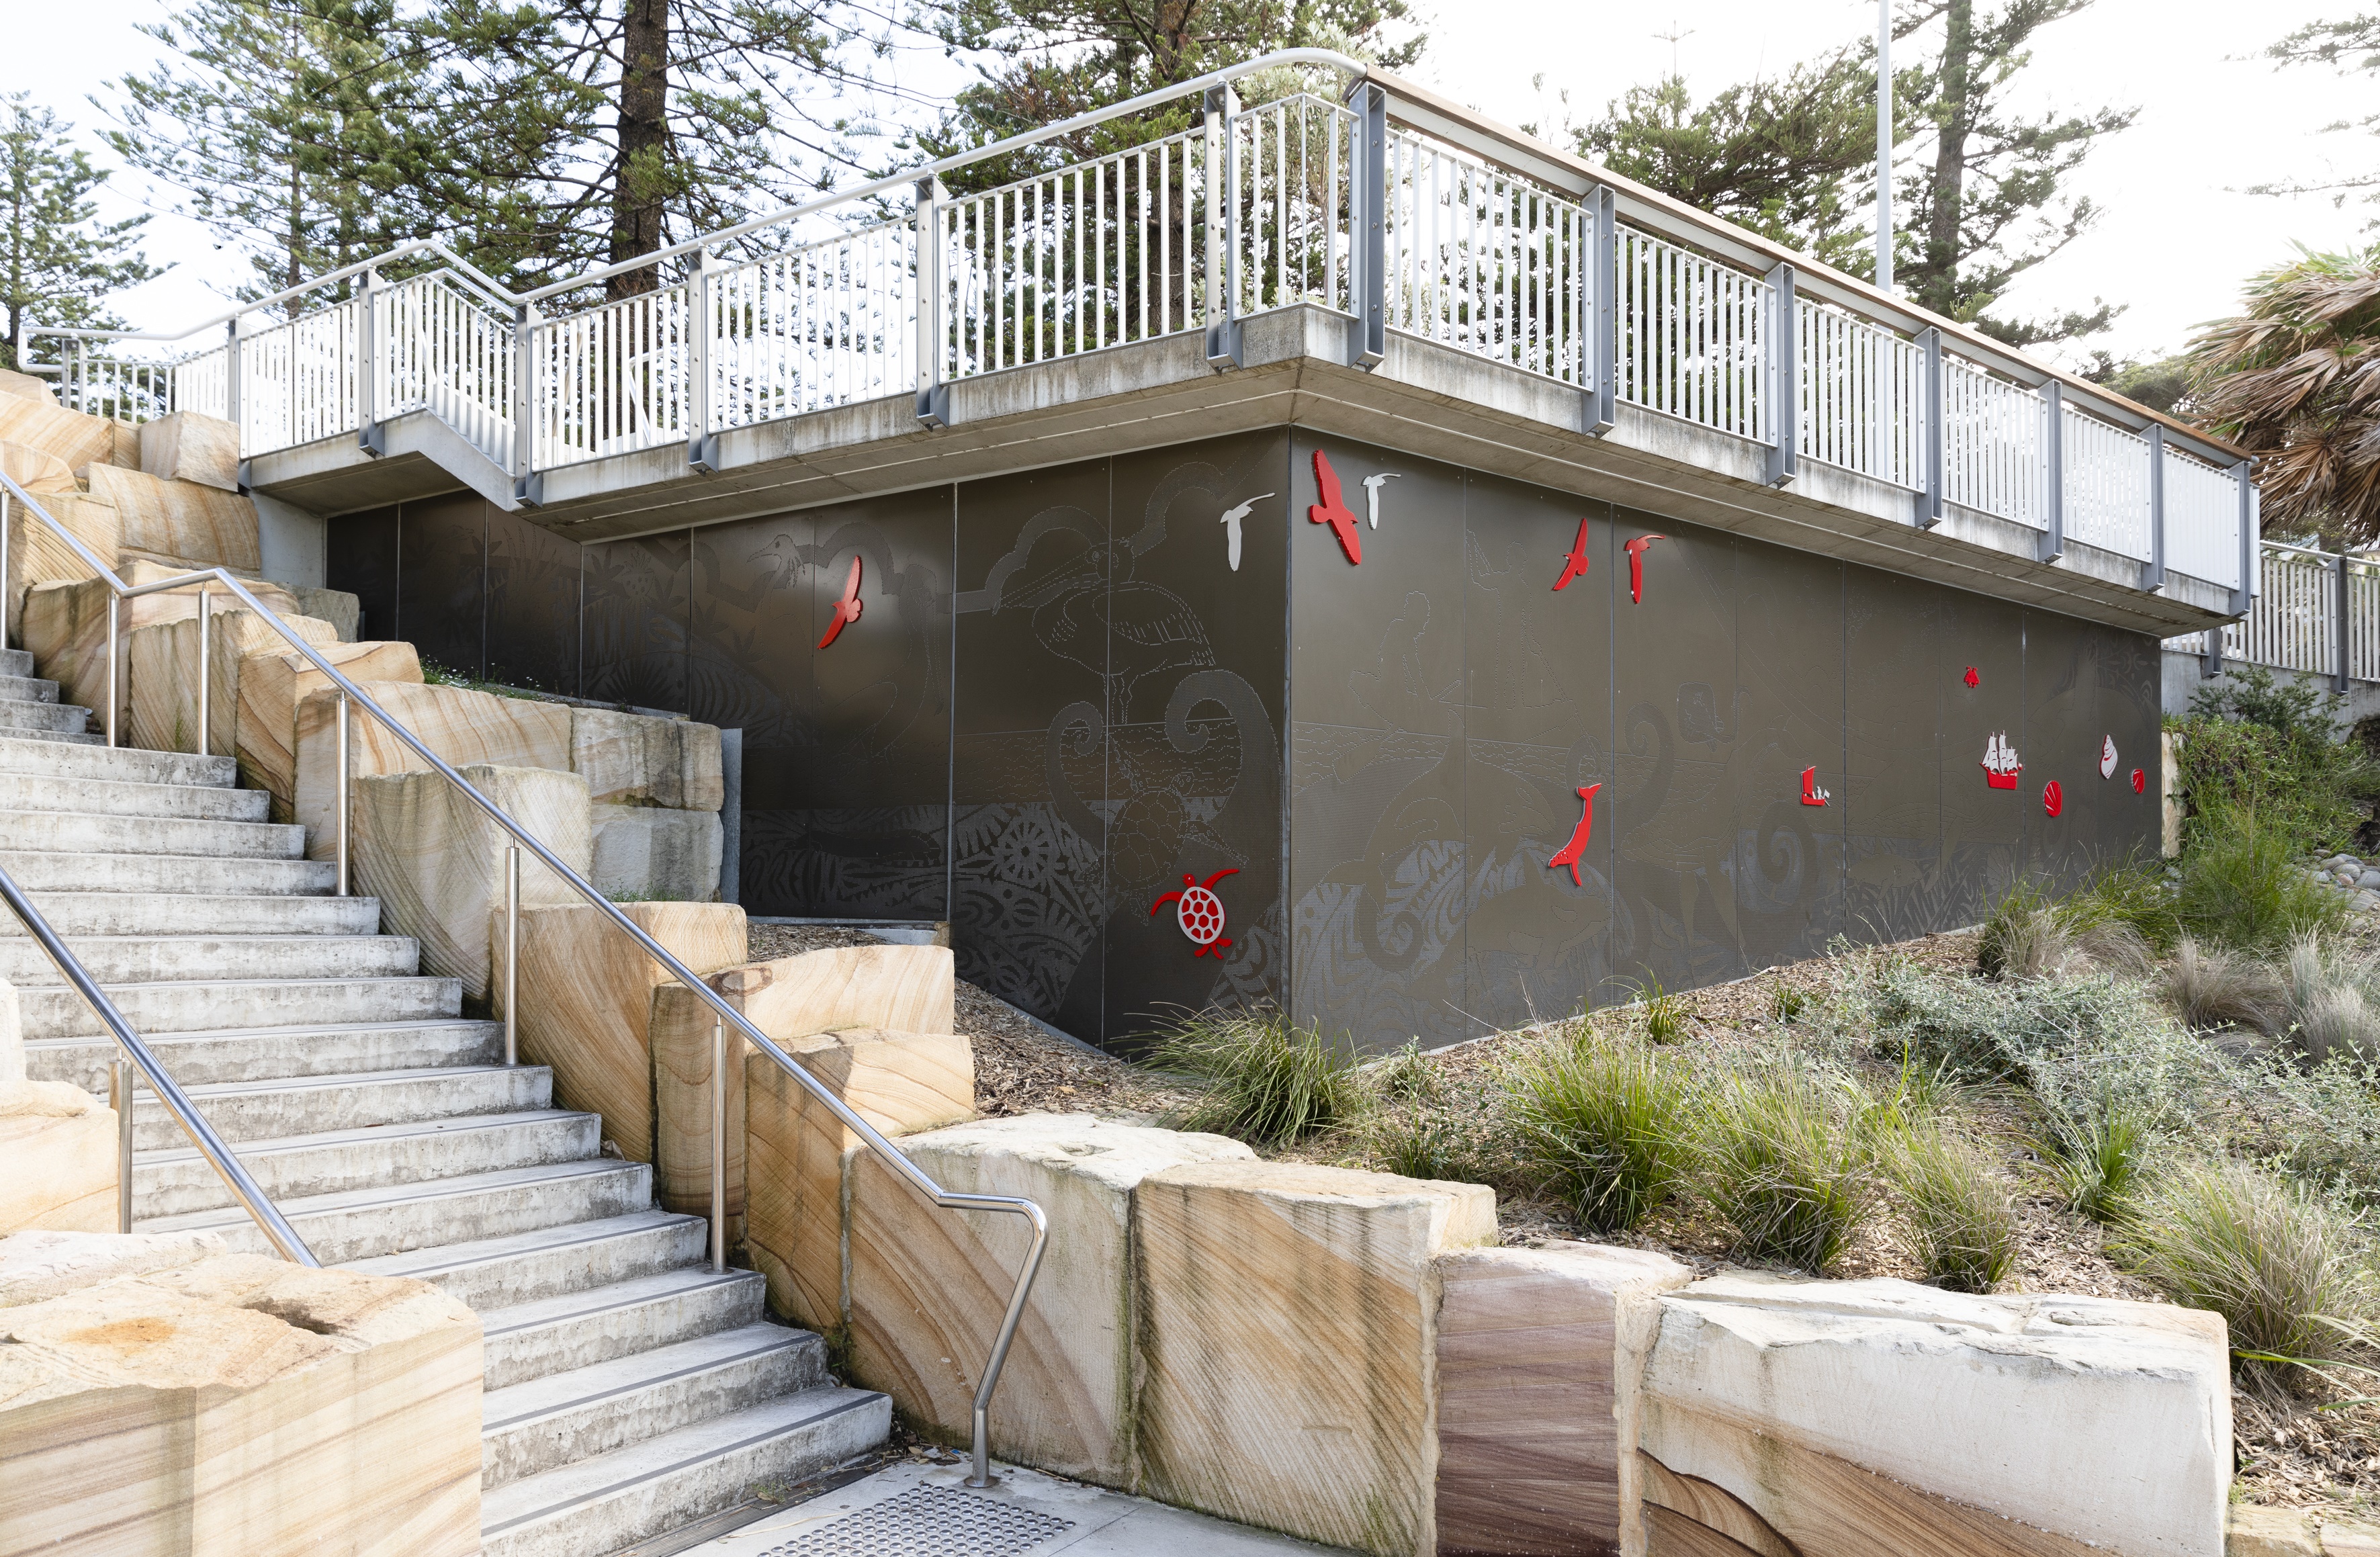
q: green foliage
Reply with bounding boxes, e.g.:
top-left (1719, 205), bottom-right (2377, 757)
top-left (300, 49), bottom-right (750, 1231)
top-left (2160, 936), bottom-right (2287, 1035)
top-left (0, 95), bottom-right (155, 373)
top-left (1618, 975), bottom-right (1688, 1044)
top-left (2174, 801), bottom-right (2348, 952)
top-left (2039, 1096), bottom-right (2150, 1222)
top-left (1153, 1010), bottom-right (1362, 1147)
top-left (1771, 984), bottom-right (1811, 1022)
top-left (1370, 1038), bottom-right (1439, 1104)
top-left (2282, 932), bottom-right (2380, 1065)
top-left (1882, 1119), bottom-right (2019, 1292)
top-left (1976, 871), bottom-right (2164, 981)
top-left (1694, 1065), bottom-right (1870, 1272)
top-left (1360, 1107), bottom-right (1477, 1183)
top-left (2174, 669), bottom-right (2380, 855)
top-left (1506, 1034), bottom-right (1697, 1235)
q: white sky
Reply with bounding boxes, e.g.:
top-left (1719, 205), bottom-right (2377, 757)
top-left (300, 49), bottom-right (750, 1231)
top-left (5, 0), bottom-right (2375, 370)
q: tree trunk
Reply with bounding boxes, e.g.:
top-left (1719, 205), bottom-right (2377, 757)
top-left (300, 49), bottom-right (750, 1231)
top-left (611, 0), bottom-right (670, 300)
top-left (1914, 0), bottom-right (1971, 317)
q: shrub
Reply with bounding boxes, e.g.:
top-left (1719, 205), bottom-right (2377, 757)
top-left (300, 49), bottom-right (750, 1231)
top-left (1978, 877), bottom-right (2154, 981)
top-left (1695, 1066), bottom-right (1870, 1272)
top-left (2281, 932), bottom-right (2380, 1066)
top-left (1361, 1107), bottom-right (1477, 1182)
top-left (1884, 1120), bottom-right (2021, 1292)
top-left (2067, 860), bottom-right (2185, 956)
top-left (1507, 1036), bottom-right (1696, 1234)
top-left (2039, 1097), bottom-right (2151, 1223)
top-left (1370, 1038), bottom-right (1440, 1104)
top-left (1616, 975), bottom-right (1688, 1044)
top-left (2175, 670), bottom-right (2380, 854)
top-left (1153, 1010), bottom-right (1363, 1147)
top-left (2115, 1158), bottom-right (2377, 1386)
top-left (1771, 984), bottom-right (1810, 1022)
top-left (2174, 800), bottom-right (2347, 951)
top-left (2160, 936), bottom-right (2287, 1034)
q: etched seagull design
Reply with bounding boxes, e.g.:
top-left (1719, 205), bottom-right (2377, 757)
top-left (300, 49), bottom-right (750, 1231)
top-left (1361, 472), bottom-right (1400, 529)
top-left (1308, 450), bottom-right (1363, 565)
top-left (817, 554), bottom-right (864, 649)
top-left (1624, 533), bottom-right (1666, 604)
top-left (1218, 492), bottom-right (1274, 572)
top-left (1552, 514), bottom-right (1593, 592)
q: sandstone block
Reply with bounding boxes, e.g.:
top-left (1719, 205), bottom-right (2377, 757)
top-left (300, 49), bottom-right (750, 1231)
top-left (112, 417), bottom-right (142, 469)
top-left (591, 802), bottom-right (723, 901)
top-left (1638, 1274), bottom-right (2231, 1557)
top-left (294, 681), bottom-right (572, 860)
top-left (571, 708), bottom-right (725, 810)
top-left (2324, 1519), bottom-right (2380, 1556)
top-left (351, 763), bottom-right (591, 1011)
top-left (0, 974), bottom-right (19, 1084)
top-left (0, 1230), bottom-right (226, 1308)
top-left (84, 463), bottom-right (261, 574)
top-left (0, 440), bottom-right (75, 496)
top-left (26, 563), bottom-right (310, 731)
top-left (2227, 1506), bottom-right (2320, 1557)
top-left (0, 369), bottom-right (54, 405)
top-left (847, 1114), bottom-right (1249, 1486)
top-left (1434, 1242), bottom-right (1692, 1557)
top-left (291, 586), bottom-right (360, 642)
top-left (0, 1079), bottom-right (118, 1235)
top-left (493, 901), bottom-right (747, 1164)
top-left (1133, 1161), bottom-right (1497, 1557)
top-left (126, 609), bottom-right (342, 762)
top-left (9, 492), bottom-right (120, 650)
top-left (0, 1247), bottom-right (482, 1557)
top-left (137, 410), bottom-right (242, 493)
top-left (0, 394), bottom-right (116, 472)
top-left (236, 639), bottom-right (420, 824)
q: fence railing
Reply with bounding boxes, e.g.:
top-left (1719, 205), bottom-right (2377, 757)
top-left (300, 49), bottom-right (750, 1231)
top-left (2165, 540), bottom-right (2380, 689)
top-left (28, 52), bottom-right (2249, 597)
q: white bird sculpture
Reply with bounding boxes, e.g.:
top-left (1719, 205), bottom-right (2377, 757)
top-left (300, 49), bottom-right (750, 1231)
top-left (1218, 493), bottom-right (1274, 572)
top-left (1361, 472), bottom-right (1399, 529)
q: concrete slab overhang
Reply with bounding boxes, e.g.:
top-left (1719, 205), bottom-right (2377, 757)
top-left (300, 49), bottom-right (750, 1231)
top-left (247, 303), bottom-right (2231, 640)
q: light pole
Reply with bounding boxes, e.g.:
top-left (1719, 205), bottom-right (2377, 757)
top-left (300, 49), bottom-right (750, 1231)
top-left (1876, 0), bottom-right (1894, 292)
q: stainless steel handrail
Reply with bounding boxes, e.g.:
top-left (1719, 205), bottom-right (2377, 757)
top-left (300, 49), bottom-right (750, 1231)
top-left (0, 468), bottom-right (1046, 1486)
top-left (0, 857), bottom-right (319, 1265)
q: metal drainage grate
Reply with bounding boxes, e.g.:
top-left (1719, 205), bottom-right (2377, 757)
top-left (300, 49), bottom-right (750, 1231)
top-left (756, 1485), bottom-right (1075, 1557)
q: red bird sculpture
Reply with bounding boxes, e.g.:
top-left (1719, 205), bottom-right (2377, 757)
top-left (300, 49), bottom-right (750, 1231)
top-left (1552, 515), bottom-right (1593, 591)
top-left (1624, 534), bottom-right (1665, 603)
top-left (818, 554), bottom-right (864, 650)
top-left (1546, 783), bottom-right (1603, 887)
top-left (1308, 449), bottom-right (1363, 566)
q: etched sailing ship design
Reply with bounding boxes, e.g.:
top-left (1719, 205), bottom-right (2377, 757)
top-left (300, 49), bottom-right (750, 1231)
top-left (1981, 732), bottom-right (2022, 791)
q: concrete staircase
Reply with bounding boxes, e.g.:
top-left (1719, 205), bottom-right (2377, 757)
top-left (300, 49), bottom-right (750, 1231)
top-left (5, 688), bottom-right (890, 1557)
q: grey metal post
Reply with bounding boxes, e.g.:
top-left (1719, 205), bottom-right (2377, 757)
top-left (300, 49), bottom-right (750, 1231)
top-left (336, 693), bottom-right (351, 896)
top-left (112, 1056), bottom-right (134, 1234)
top-left (2040, 382), bottom-right (2066, 564)
top-left (1344, 79), bottom-right (1386, 371)
top-left (2233, 459), bottom-right (2256, 615)
top-left (1764, 261), bottom-right (1797, 488)
top-left (688, 253), bottom-right (717, 468)
top-left (1916, 327), bottom-right (1944, 527)
top-left (2, 488), bottom-right (11, 649)
top-left (504, 846), bottom-right (520, 1065)
top-left (358, 267), bottom-right (384, 457)
top-left (513, 302), bottom-right (542, 507)
top-left (2337, 551), bottom-right (2354, 692)
top-left (196, 588), bottom-right (210, 756)
top-left (1204, 84), bottom-right (1242, 369)
top-left (104, 594), bottom-right (118, 748)
top-left (711, 1019), bottom-right (728, 1274)
top-left (915, 179), bottom-right (953, 427)
top-left (2204, 625), bottom-right (2224, 677)
top-left (1587, 185), bottom-right (1617, 437)
top-left (223, 316), bottom-right (243, 450)
top-left (2147, 426), bottom-right (2168, 593)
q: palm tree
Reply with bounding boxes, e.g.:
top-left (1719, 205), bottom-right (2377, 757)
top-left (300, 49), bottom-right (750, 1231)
top-left (2191, 244), bottom-right (2380, 547)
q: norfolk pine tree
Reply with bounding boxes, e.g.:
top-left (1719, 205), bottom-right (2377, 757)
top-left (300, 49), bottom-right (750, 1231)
top-left (0, 95), bottom-right (157, 375)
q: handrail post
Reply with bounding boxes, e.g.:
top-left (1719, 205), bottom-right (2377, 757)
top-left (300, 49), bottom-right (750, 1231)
top-left (1204, 84), bottom-right (1242, 369)
top-left (2146, 425), bottom-right (2168, 593)
top-left (1344, 79), bottom-right (1386, 372)
top-left (2336, 551), bottom-right (2352, 693)
top-left (2233, 458), bottom-right (2256, 615)
top-left (1763, 260), bottom-right (1797, 488)
top-left (1587, 185), bottom-right (1617, 437)
top-left (916, 178), bottom-right (953, 427)
top-left (1916, 326), bottom-right (1945, 527)
top-left (104, 594), bottom-right (118, 748)
top-left (504, 844), bottom-right (521, 1065)
top-left (112, 1055), bottom-right (134, 1234)
top-left (336, 692), bottom-right (351, 895)
top-left (196, 588), bottom-right (210, 756)
top-left (1, 487), bottom-right (11, 650)
top-left (710, 1019), bottom-right (727, 1274)
top-left (358, 266), bottom-right (384, 457)
top-left (223, 316), bottom-right (243, 457)
top-left (687, 253), bottom-right (717, 468)
top-left (2040, 382), bottom-right (2066, 564)
top-left (513, 302), bottom-right (541, 507)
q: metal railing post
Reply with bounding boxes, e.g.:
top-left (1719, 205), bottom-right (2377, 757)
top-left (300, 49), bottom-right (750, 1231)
top-left (112, 1056), bottom-right (134, 1234)
top-left (2336, 551), bottom-right (2352, 693)
top-left (104, 594), bottom-right (118, 748)
top-left (1763, 261), bottom-right (1797, 488)
top-left (223, 316), bottom-right (243, 455)
top-left (1204, 84), bottom-right (1242, 369)
top-left (688, 253), bottom-right (717, 468)
top-left (504, 845), bottom-right (521, 1064)
top-left (2041, 382), bottom-right (2066, 564)
top-left (1588, 186), bottom-right (1617, 437)
top-left (196, 587), bottom-right (210, 756)
top-left (2233, 459), bottom-right (2256, 615)
top-left (1344, 79), bottom-right (1386, 372)
top-left (915, 178), bottom-right (952, 427)
top-left (336, 692), bottom-right (351, 895)
top-left (1916, 326), bottom-right (1945, 527)
top-left (2146, 426), bottom-right (2168, 593)
top-left (513, 302), bottom-right (541, 507)
top-left (358, 267), bottom-right (384, 457)
top-left (1, 487), bottom-right (11, 649)
top-left (711, 1019), bottom-right (728, 1274)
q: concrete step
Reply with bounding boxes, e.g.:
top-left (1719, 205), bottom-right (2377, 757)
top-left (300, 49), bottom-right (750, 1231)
top-left (478, 1387), bottom-right (889, 1557)
top-left (0, 809), bottom-right (305, 860)
top-left (132, 1063), bottom-right (552, 1150)
top-left (481, 1322), bottom-right (830, 1491)
top-left (0, 933), bottom-right (416, 989)
top-left (0, 650), bottom-right (31, 678)
top-left (0, 849), bottom-right (334, 897)
top-left (0, 699), bottom-right (90, 735)
top-left (0, 724), bottom-right (102, 746)
top-left (144, 1157), bottom-right (657, 1265)
top-left (480, 1269), bottom-right (766, 1392)
top-left (350, 1210), bottom-right (711, 1312)
top-left (136, 1108), bottom-right (600, 1218)
top-left (0, 736), bottom-right (234, 787)
top-left (0, 675), bottom-right (60, 704)
top-left (0, 770), bottom-right (270, 823)
top-left (25, 1018), bottom-right (502, 1092)
top-left (21, 974), bottom-right (459, 1040)
top-left (0, 891), bottom-right (378, 940)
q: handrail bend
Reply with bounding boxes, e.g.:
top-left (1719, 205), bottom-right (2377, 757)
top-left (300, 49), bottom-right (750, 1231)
top-left (0, 468), bottom-right (1047, 1486)
top-left (0, 859), bottom-right (319, 1265)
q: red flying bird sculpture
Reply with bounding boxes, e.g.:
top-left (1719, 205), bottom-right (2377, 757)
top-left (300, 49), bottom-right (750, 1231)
top-left (1624, 534), bottom-right (1665, 603)
top-left (1308, 449), bottom-right (1364, 566)
top-left (818, 555), bottom-right (864, 650)
top-left (1552, 515), bottom-right (1593, 591)
top-left (1547, 783), bottom-right (1603, 887)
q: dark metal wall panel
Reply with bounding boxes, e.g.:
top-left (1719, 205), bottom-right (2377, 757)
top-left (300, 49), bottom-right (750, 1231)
top-left (1286, 433), bottom-right (1471, 1049)
top-left (1937, 590), bottom-right (2029, 925)
top-left (2021, 609), bottom-right (2104, 889)
top-left (1461, 475), bottom-right (1614, 1032)
top-left (1100, 433), bottom-right (1290, 1048)
top-left (951, 461), bottom-right (1113, 1040)
top-left (2099, 627), bottom-right (2164, 865)
top-left (1844, 572), bottom-right (1945, 943)
top-left (688, 492), bottom-right (955, 920)
top-left (394, 492), bottom-right (488, 678)
top-left (485, 503), bottom-right (582, 697)
top-left (326, 504), bottom-right (400, 643)
top-left (1732, 539), bottom-right (1847, 969)
top-left (1609, 507), bottom-right (1743, 995)
top-left (584, 531), bottom-right (691, 712)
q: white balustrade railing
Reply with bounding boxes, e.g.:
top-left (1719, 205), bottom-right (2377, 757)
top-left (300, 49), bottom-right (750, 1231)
top-left (377, 272), bottom-right (517, 470)
top-left (238, 297), bottom-right (361, 457)
top-left (717, 220), bottom-right (916, 428)
top-left (2166, 447), bottom-right (2241, 588)
top-left (535, 283), bottom-right (691, 468)
top-left (1941, 358), bottom-right (2048, 531)
top-left (2217, 543), bottom-right (2333, 676)
top-left (1798, 303), bottom-right (1923, 490)
top-left (2062, 406), bottom-right (2154, 562)
top-left (1614, 226), bottom-right (1771, 443)
top-left (1231, 96), bottom-right (1357, 323)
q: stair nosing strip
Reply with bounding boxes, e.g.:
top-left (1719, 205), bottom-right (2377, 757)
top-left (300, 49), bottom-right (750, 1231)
top-left (140, 1110), bottom-right (594, 1166)
top-left (147, 1158), bottom-right (637, 1229)
top-left (355, 1211), bottom-right (699, 1280)
top-left (482, 1331), bottom-right (807, 1433)
top-left (481, 1271), bottom-right (755, 1339)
